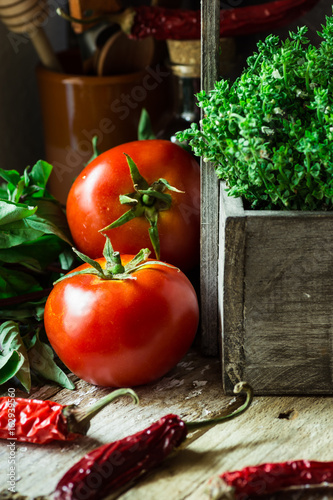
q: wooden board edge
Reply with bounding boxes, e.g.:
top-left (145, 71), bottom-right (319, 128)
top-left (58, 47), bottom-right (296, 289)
top-left (199, 0), bottom-right (221, 357)
top-left (219, 201), bottom-right (246, 394)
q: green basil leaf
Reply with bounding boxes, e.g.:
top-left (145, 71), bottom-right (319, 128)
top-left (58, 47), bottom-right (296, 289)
top-left (0, 320), bottom-right (31, 391)
top-left (0, 351), bottom-right (23, 385)
top-left (29, 160), bottom-right (53, 197)
top-left (0, 186), bottom-right (8, 199)
top-left (0, 266), bottom-right (41, 299)
top-left (0, 248), bottom-right (42, 272)
top-left (0, 169), bottom-right (21, 187)
top-left (137, 108), bottom-right (156, 140)
top-left (0, 219), bottom-right (44, 248)
top-left (0, 296), bottom-right (46, 322)
top-left (23, 166), bottom-right (30, 187)
top-left (29, 199), bottom-right (72, 245)
top-left (26, 332), bottom-right (75, 390)
top-left (59, 248), bottom-right (76, 271)
top-left (11, 178), bottom-right (26, 203)
top-left (27, 215), bottom-right (72, 246)
top-left (0, 235), bottom-right (67, 272)
top-left (85, 135), bottom-right (101, 166)
top-left (0, 199), bottom-right (37, 226)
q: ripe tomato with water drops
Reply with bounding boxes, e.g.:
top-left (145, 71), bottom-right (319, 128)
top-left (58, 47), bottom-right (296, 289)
top-left (66, 140), bottom-right (200, 272)
top-left (44, 239), bottom-right (199, 387)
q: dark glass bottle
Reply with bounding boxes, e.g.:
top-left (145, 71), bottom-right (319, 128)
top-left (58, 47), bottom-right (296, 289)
top-left (156, 63), bottom-right (201, 151)
top-left (156, 37), bottom-right (237, 148)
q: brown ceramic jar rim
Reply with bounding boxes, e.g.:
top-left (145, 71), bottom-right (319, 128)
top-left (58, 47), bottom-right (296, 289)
top-left (35, 50), bottom-right (147, 85)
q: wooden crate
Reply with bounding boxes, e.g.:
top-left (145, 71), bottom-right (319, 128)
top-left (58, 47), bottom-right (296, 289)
top-left (219, 183), bottom-right (333, 395)
top-left (199, 0), bottom-right (333, 395)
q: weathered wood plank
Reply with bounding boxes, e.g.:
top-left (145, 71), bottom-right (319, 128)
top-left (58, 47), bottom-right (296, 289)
top-left (243, 214), bottom-right (333, 395)
top-left (199, 0), bottom-right (220, 357)
top-left (219, 183), bottom-right (246, 394)
top-left (0, 350), bottom-right (222, 499)
top-left (113, 394), bottom-right (333, 500)
top-left (220, 183), bottom-right (333, 395)
top-left (2, 349), bottom-right (332, 500)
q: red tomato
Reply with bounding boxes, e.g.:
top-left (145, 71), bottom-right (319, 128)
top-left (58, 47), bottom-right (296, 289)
top-left (44, 255), bottom-right (199, 387)
top-left (66, 140), bottom-right (200, 272)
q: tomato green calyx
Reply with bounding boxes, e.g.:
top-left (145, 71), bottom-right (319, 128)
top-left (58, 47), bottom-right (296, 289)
top-left (53, 236), bottom-right (177, 285)
top-left (64, 388), bottom-right (139, 436)
top-left (99, 153), bottom-right (184, 259)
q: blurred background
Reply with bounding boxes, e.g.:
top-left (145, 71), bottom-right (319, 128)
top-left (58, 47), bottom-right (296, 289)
top-left (0, 0), bottom-right (331, 178)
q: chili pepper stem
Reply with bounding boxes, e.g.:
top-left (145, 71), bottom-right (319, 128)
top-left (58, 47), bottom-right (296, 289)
top-left (56, 7), bottom-right (136, 35)
top-left (206, 476), bottom-right (235, 500)
top-left (63, 388), bottom-right (139, 435)
top-left (185, 381), bottom-right (253, 431)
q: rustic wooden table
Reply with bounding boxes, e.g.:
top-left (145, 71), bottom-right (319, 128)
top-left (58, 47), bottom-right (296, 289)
top-left (0, 348), bottom-right (332, 500)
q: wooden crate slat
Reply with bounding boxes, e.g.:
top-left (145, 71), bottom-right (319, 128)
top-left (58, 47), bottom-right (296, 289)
top-left (199, 0), bottom-right (220, 356)
top-left (219, 183), bottom-right (246, 393)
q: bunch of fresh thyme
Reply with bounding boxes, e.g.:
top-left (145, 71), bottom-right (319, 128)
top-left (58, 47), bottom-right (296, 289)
top-left (178, 15), bottom-right (333, 210)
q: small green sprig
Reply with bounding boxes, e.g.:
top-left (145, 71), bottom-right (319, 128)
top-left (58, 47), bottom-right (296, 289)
top-left (178, 14), bottom-right (333, 211)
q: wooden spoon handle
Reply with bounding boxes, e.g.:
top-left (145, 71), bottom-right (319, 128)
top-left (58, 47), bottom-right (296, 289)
top-left (29, 27), bottom-right (63, 72)
top-left (0, 0), bottom-right (63, 72)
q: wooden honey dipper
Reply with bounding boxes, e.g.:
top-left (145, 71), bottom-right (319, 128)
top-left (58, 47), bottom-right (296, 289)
top-left (0, 0), bottom-right (63, 72)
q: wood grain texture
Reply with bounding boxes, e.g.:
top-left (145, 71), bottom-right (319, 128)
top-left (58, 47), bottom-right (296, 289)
top-left (199, 0), bottom-right (220, 357)
top-left (219, 183), bottom-right (246, 394)
top-left (243, 213), bottom-right (333, 395)
top-left (220, 184), bottom-right (333, 395)
top-left (1, 350), bottom-right (332, 500)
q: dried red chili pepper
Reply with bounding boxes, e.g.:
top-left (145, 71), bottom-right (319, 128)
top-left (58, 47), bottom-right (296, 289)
top-left (125, 0), bottom-right (319, 40)
top-left (54, 381), bottom-right (253, 500)
top-left (0, 388), bottom-right (138, 444)
top-left (57, 0), bottom-right (319, 40)
top-left (206, 460), bottom-right (333, 499)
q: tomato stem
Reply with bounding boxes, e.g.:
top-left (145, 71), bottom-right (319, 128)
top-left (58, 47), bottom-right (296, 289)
top-left (142, 194), bottom-right (155, 206)
top-left (54, 236), bottom-right (178, 285)
top-left (99, 154), bottom-right (183, 260)
top-left (103, 239), bottom-right (126, 274)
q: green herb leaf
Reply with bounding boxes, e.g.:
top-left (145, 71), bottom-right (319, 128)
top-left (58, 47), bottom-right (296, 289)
top-left (0, 266), bottom-right (42, 299)
top-left (0, 350), bottom-right (23, 385)
top-left (0, 168), bottom-right (21, 187)
top-left (0, 298), bottom-right (46, 322)
top-left (85, 135), bottom-right (101, 166)
top-left (0, 219), bottom-right (44, 248)
top-left (0, 161), bottom-right (75, 392)
top-left (0, 200), bottom-right (37, 226)
top-left (137, 108), bottom-right (156, 140)
top-left (24, 332), bottom-right (75, 390)
top-left (0, 235), bottom-right (67, 272)
top-left (28, 199), bottom-right (72, 245)
top-left (0, 321), bottom-right (31, 391)
top-left (178, 15), bottom-right (333, 211)
top-left (29, 160), bottom-right (53, 197)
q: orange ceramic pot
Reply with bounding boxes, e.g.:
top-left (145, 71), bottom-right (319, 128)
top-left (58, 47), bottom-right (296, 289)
top-left (36, 51), bottom-right (171, 204)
